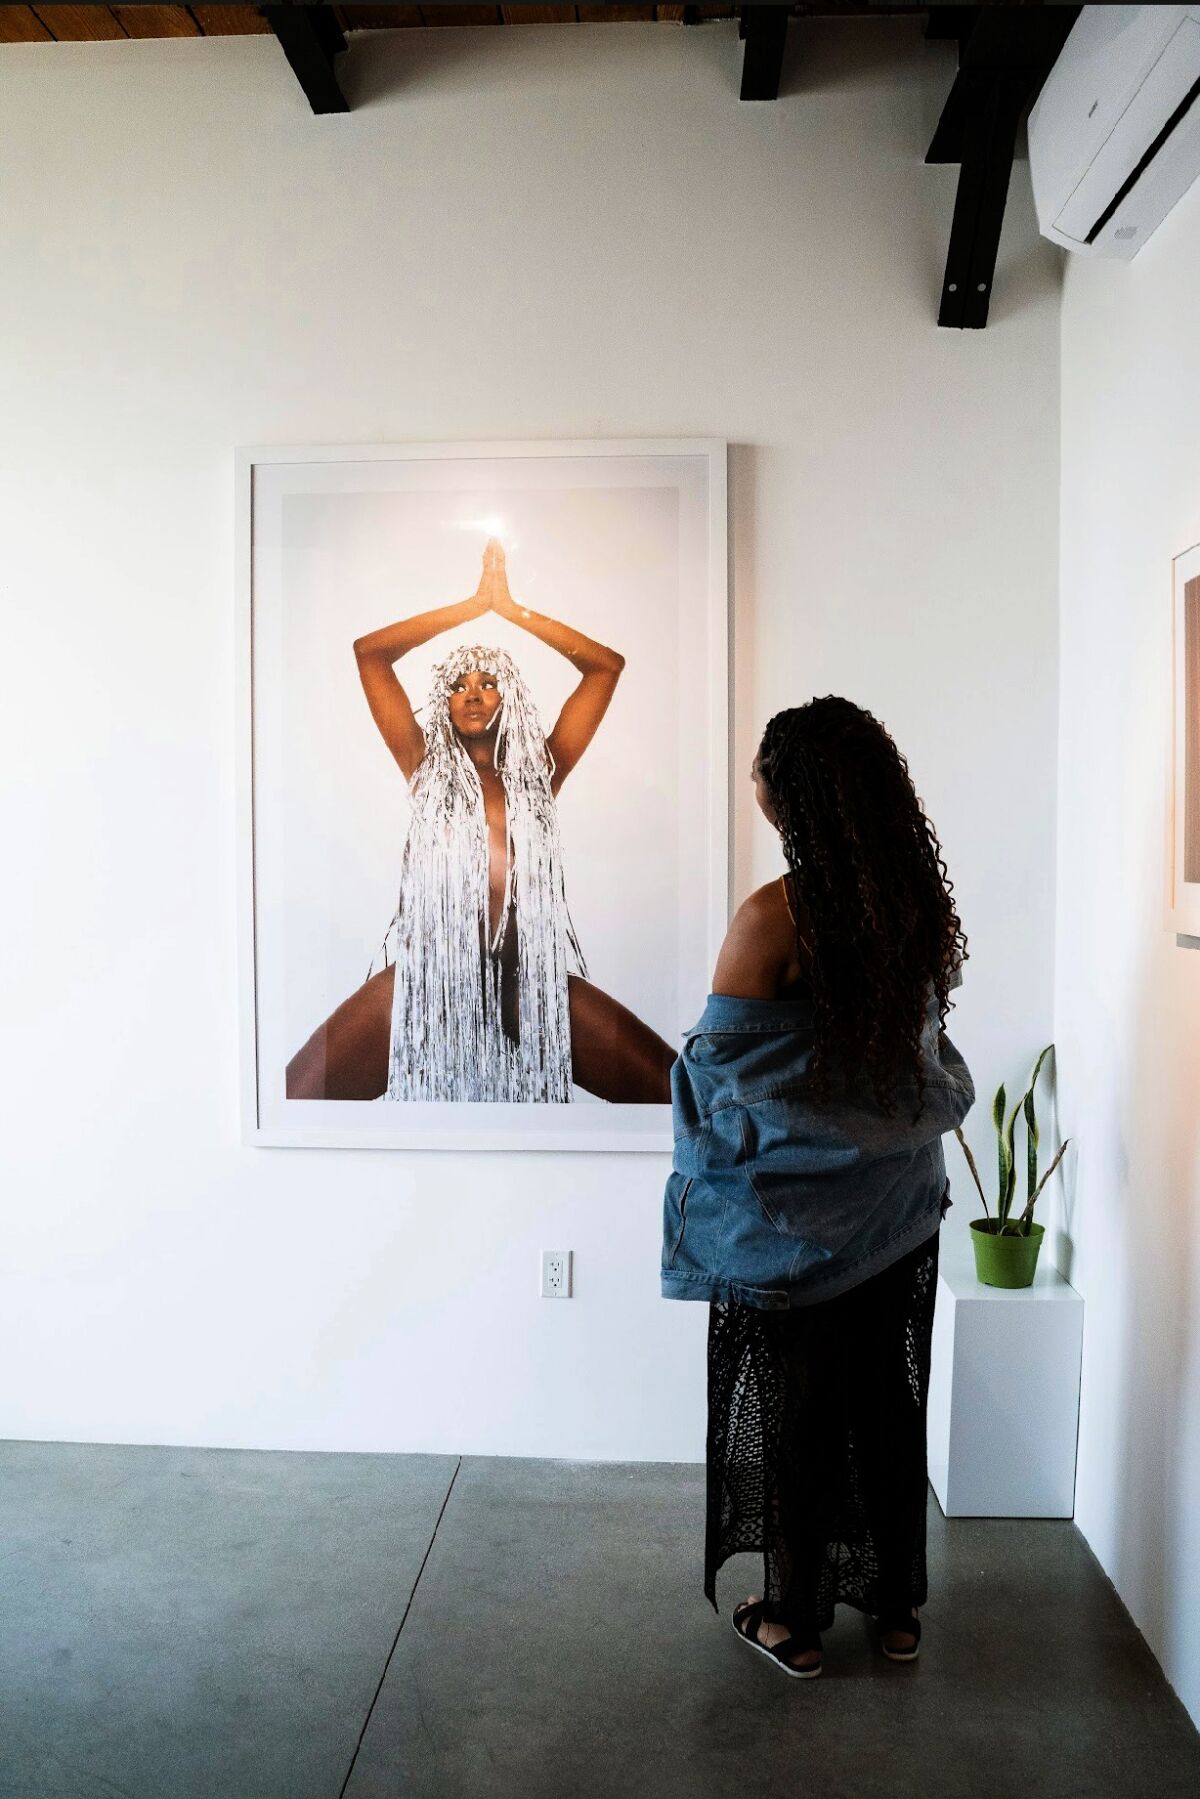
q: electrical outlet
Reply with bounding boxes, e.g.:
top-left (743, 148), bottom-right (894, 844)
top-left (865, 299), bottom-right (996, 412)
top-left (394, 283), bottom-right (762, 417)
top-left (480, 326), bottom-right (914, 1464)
top-left (540, 1249), bottom-right (572, 1299)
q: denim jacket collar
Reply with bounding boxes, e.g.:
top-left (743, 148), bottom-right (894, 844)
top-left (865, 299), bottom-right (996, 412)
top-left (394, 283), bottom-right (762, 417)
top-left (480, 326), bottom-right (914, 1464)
top-left (687, 991), bottom-right (816, 1035)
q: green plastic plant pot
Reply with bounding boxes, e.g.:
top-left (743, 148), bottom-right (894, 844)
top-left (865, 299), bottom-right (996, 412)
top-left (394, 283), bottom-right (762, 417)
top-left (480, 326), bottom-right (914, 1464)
top-left (969, 1219), bottom-right (1045, 1289)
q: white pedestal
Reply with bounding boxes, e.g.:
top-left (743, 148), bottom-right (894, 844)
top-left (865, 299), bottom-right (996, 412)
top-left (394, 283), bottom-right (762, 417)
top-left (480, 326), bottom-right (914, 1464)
top-left (928, 1225), bottom-right (1084, 1517)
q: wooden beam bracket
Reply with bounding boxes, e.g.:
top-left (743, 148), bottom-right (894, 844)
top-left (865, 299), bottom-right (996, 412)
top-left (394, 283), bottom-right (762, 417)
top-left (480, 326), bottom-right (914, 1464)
top-left (739, 4), bottom-right (789, 103)
top-left (936, 69), bottom-right (1026, 329)
top-left (927, 6), bottom-right (1080, 329)
top-left (261, 3), bottom-right (349, 115)
top-left (922, 6), bottom-right (978, 53)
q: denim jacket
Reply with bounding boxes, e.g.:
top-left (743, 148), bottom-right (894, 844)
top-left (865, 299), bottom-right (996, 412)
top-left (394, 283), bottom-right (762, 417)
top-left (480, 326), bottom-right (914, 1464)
top-left (661, 973), bottom-right (974, 1310)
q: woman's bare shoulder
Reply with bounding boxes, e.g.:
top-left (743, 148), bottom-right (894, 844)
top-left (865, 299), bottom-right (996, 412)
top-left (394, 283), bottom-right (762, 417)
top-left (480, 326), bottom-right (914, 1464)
top-left (735, 877), bottom-right (794, 928)
top-left (711, 878), bottom-right (798, 998)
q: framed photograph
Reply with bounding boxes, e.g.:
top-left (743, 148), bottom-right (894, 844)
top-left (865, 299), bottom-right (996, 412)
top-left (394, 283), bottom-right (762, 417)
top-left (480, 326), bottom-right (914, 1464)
top-left (237, 439), bottom-right (729, 1150)
top-left (1171, 538), bottom-right (1200, 939)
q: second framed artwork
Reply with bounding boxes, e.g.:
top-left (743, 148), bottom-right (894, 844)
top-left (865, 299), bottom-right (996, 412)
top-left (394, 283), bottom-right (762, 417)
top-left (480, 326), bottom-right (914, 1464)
top-left (238, 439), bottom-right (729, 1150)
top-left (1171, 538), bottom-right (1200, 939)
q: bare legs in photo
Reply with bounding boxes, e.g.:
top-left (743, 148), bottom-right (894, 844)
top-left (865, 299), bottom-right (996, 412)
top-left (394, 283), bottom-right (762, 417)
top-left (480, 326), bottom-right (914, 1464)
top-left (285, 966), bottom-right (675, 1104)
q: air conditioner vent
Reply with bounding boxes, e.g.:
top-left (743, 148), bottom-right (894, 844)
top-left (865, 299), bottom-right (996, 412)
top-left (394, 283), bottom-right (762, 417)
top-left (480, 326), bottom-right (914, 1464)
top-left (1029, 6), bottom-right (1200, 259)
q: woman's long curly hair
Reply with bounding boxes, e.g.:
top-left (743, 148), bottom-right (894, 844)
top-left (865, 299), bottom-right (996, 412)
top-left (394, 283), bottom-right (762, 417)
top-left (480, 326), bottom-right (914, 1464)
top-left (756, 696), bottom-right (967, 1116)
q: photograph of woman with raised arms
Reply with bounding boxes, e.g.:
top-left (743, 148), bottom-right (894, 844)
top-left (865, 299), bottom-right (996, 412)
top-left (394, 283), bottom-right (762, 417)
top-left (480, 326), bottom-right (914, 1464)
top-left (286, 539), bottom-right (677, 1107)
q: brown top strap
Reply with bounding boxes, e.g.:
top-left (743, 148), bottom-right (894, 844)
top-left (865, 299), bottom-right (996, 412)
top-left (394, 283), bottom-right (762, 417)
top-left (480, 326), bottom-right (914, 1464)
top-left (780, 873), bottom-right (812, 957)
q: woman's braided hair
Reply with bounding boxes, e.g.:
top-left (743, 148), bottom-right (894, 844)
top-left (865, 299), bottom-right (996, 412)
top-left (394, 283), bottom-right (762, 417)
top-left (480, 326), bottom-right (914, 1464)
top-left (757, 696), bottom-right (967, 1116)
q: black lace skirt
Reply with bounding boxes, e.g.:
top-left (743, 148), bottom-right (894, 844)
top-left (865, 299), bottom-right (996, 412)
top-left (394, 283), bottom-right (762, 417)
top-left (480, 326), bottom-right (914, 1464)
top-left (705, 1227), bottom-right (940, 1632)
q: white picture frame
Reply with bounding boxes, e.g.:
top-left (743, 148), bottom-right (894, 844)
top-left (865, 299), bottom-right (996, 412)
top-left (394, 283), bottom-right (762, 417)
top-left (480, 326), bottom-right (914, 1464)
top-left (1170, 538), bottom-right (1200, 939)
top-left (237, 438), bottom-right (729, 1151)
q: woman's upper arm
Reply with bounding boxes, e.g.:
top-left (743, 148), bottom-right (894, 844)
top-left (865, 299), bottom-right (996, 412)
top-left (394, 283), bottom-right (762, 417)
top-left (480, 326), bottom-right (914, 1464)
top-left (546, 667), bottom-right (621, 794)
top-left (355, 650), bottom-right (425, 780)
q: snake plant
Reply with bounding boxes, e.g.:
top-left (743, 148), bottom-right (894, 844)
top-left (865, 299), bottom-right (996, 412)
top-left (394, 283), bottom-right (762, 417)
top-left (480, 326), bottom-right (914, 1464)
top-left (955, 1045), bottom-right (1069, 1237)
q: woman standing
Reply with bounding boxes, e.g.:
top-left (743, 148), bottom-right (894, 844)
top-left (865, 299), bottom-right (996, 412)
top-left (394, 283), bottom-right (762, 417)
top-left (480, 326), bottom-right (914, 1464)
top-left (662, 696), bottom-right (974, 1677)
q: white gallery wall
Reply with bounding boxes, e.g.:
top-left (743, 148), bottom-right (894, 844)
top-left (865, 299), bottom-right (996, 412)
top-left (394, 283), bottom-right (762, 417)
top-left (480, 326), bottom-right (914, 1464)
top-left (0, 19), bottom-right (1059, 1461)
top-left (1056, 178), bottom-right (1200, 1725)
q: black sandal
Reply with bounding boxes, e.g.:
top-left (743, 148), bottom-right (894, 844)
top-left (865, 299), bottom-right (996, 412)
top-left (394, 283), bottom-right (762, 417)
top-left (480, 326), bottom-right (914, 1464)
top-left (876, 1608), bottom-right (921, 1662)
top-left (731, 1599), bottom-right (823, 1680)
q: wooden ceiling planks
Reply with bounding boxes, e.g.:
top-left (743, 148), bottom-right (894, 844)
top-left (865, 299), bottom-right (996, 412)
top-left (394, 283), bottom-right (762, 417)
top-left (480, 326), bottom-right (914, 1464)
top-left (191, 5), bottom-right (272, 31)
top-left (0, 0), bottom-right (751, 41)
top-left (577, 5), bottom-right (657, 18)
top-left (0, 6), bottom-right (53, 40)
top-left (31, 5), bottom-right (127, 36)
top-left (501, 6), bottom-right (580, 22)
top-left (417, 5), bottom-right (502, 23)
top-left (110, 6), bottom-right (200, 36)
top-left (338, 6), bottom-right (424, 26)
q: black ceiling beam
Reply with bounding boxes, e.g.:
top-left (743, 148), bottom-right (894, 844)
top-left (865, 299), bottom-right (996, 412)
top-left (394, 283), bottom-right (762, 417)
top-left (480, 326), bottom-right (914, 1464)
top-left (923, 7), bottom-right (978, 52)
top-left (262, 4), bottom-right (349, 115)
top-left (936, 70), bottom-right (1027, 329)
top-left (927, 8), bottom-right (1075, 167)
top-left (739, 5), bottom-right (790, 103)
top-left (927, 6), bottom-right (1080, 329)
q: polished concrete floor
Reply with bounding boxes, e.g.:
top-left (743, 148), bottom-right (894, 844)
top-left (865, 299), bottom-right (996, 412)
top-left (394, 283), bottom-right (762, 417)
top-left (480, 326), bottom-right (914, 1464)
top-left (2, 1443), bottom-right (1198, 1799)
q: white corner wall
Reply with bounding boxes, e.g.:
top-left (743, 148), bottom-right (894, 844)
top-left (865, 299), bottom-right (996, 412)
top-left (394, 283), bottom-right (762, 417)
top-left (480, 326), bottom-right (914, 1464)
top-left (1057, 181), bottom-right (1200, 1727)
top-left (0, 19), bottom-right (1060, 1462)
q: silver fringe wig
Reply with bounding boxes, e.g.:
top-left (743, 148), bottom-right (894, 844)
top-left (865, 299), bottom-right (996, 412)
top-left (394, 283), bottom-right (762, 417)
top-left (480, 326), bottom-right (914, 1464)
top-left (373, 643), bottom-right (587, 1103)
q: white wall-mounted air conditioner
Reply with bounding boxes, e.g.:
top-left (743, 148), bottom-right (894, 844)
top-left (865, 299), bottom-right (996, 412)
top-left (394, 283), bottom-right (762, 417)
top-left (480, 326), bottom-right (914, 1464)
top-left (1028, 4), bottom-right (1200, 259)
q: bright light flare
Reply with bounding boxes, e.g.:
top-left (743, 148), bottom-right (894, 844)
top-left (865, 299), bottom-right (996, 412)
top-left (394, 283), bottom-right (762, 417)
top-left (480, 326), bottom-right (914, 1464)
top-left (455, 515), bottom-right (510, 542)
top-left (448, 514), bottom-right (523, 563)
